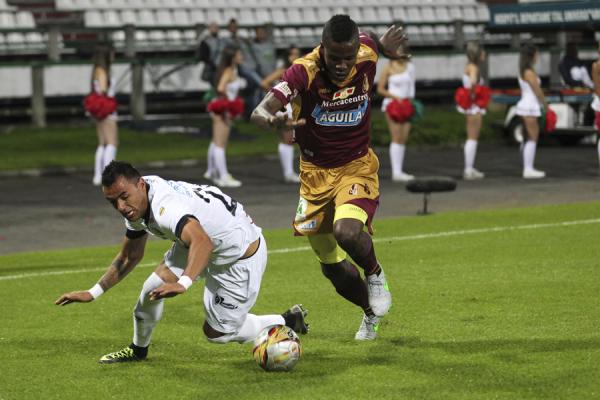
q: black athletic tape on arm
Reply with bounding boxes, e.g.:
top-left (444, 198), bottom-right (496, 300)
top-left (175, 215), bottom-right (199, 240)
top-left (125, 229), bottom-right (147, 239)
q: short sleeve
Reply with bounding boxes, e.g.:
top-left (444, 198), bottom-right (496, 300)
top-left (154, 198), bottom-right (196, 239)
top-left (270, 63), bottom-right (308, 105)
top-left (359, 32), bottom-right (378, 54)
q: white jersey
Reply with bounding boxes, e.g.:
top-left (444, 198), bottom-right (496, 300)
top-left (381, 62), bottom-right (415, 112)
top-left (515, 76), bottom-right (541, 117)
top-left (125, 175), bottom-right (261, 265)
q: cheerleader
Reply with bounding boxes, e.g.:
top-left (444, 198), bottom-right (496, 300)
top-left (516, 43), bottom-right (548, 179)
top-left (204, 45), bottom-right (246, 188)
top-left (261, 45), bottom-right (302, 183)
top-left (456, 42), bottom-right (488, 180)
top-left (377, 45), bottom-right (416, 182)
top-left (591, 41), bottom-right (600, 167)
top-left (90, 45), bottom-right (118, 186)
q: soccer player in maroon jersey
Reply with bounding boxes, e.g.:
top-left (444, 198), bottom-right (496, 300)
top-left (251, 15), bottom-right (407, 340)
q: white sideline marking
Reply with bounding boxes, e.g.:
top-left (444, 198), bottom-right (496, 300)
top-left (2, 218), bottom-right (599, 281)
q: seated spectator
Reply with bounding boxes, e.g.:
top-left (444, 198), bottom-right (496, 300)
top-left (559, 42), bottom-right (593, 89)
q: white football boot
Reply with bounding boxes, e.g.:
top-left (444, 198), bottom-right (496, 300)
top-left (366, 267), bottom-right (392, 316)
top-left (355, 314), bottom-right (381, 341)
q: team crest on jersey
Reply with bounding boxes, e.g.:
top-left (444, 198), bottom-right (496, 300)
top-left (159, 206), bottom-right (165, 216)
top-left (332, 86), bottom-right (355, 100)
top-left (311, 99), bottom-right (368, 127)
top-left (362, 75), bottom-right (369, 93)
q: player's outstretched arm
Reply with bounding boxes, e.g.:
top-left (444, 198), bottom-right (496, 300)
top-left (54, 234), bottom-right (148, 306)
top-left (251, 92), bottom-right (306, 131)
top-left (369, 25), bottom-right (410, 60)
top-left (149, 218), bottom-right (213, 300)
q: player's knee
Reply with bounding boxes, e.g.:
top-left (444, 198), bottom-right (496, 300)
top-left (333, 222), bottom-right (361, 249)
top-left (308, 234), bottom-right (347, 264)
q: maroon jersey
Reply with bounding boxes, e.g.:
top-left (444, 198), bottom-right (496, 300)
top-left (271, 34), bottom-right (379, 168)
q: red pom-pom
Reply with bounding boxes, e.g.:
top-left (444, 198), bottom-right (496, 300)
top-left (595, 112), bottom-right (600, 132)
top-left (207, 97), bottom-right (245, 118)
top-left (474, 85), bottom-right (491, 108)
top-left (385, 98), bottom-right (415, 123)
top-left (227, 97), bottom-right (245, 118)
top-left (454, 87), bottom-right (471, 110)
top-left (84, 92), bottom-right (117, 120)
top-left (545, 107), bottom-right (557, 132)
top-left (207, 97), bottom-right (229, 115)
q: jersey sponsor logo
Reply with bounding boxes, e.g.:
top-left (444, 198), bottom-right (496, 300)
top-left (311, 99), bottom-right (369, 127)
top-left (362, 74), bottom-right (369, 93)
top-left (295, 197), bottom-right (308, 219)
top-left (321, 93), bottom-right (368, 108)
top-left (215, 294), bottom-right (238, 310)
top-left (332, 86), bottom-right (355, 100)
top-left (274, 81), bottom-right (293, 98)
top-left (296, 219), bottom-right (317, 231)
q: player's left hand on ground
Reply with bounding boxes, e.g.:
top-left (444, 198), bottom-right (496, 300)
top-left (55, 291), bottom-right (94, 306)
top-left (149, 283), bottom-right (186, 300)
top-left (380, 25), bottom-right (410, 60)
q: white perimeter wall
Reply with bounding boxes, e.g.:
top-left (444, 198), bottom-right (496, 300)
top-left (0, 50), bottom-right (595, 99)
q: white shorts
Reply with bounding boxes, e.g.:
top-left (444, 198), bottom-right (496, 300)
top-left (456, 105), bottom-right (486, 115)
top-left (163, 234), bottom-right (267, 334)
top-left (515, 98), bottom-right (541, 117)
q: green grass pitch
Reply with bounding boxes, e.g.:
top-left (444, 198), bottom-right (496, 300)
top-left (1, 202), bottom-right (599, 399)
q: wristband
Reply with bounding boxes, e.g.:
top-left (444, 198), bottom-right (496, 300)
top-left (177, 275), bottom-right (193, 290)
top-left (88, 283), bottom-right (104, 299)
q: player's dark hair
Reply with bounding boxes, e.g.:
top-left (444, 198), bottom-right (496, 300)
top-left (322, 15), bottom-right (358, 44)
top-left (519, 42), bottom-right (538, 77)
top-left (101, 161), bottom-right (141, 187)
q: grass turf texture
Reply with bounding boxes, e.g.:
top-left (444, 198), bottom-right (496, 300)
top-left (1, 202), bottom-right (598, 399)
top-left (0, 106), bottom-right (506, 171)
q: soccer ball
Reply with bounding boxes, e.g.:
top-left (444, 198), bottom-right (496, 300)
top-left (252, 325), bottom-right (302, 372)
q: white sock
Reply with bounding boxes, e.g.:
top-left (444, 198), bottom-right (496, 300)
top-left (523, 140), bottom-right (537, 170)
top-left (94, 145), bottom-right (104, 179)
top-left (464, 139), bottom-right (478, 171)
top-left (213, 145), bottom-right (229, 179)
top-left (389, 142), bottom-right (405, 177)
top-left (597, 140), bottom-right (600, 167)
top-left (103, 144), bottom-right (117, 169)
top-left (206, 142), bottom-right (215, 176)
top-left (278, 142), bottom-right (295, 177)
top-left (207, 314), bottom-right (285, 344)
top-left (133, 272), bottom-right (165, 348)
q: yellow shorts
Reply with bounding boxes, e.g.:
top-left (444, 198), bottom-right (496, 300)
top-left (293, 148), bottom-right (380, 236)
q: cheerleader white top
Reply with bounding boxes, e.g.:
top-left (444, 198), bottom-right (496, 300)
top-left (224, 67), bottom-right (246, 101)
top-left (381, 62), bottom-right (416, 112)
top-left (457, 73), bottom-right (486, 115)
top-left (515, 76), bottom-right (542, 117)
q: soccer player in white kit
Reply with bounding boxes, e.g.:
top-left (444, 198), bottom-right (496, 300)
top-left (55, 161), bottom-right (308, 363)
